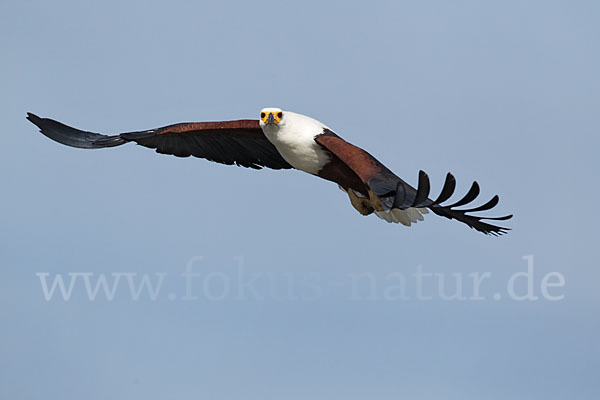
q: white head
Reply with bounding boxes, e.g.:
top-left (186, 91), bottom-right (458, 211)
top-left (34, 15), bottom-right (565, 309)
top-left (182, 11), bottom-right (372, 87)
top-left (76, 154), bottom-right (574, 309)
top-left (259, 107), bottom-right (328, 135)
top-left (259, 107), bottom-right (286, 130)
top-left (257, 107), bottom-right (332, 173)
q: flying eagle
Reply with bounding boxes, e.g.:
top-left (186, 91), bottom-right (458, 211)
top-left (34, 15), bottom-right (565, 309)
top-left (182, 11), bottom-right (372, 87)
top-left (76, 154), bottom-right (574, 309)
top-left (26, 109), bottom-right (512, 235)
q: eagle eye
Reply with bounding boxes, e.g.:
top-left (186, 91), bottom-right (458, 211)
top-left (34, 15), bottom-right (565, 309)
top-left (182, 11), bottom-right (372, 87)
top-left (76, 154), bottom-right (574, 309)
top-left (277, 112), bottom-right (283, 119)
top-left (260, 112), bottom-right (265, 119)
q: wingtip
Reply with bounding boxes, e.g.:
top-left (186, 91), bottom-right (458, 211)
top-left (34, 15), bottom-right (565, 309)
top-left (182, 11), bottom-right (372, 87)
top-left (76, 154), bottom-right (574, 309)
top-left (26, 112), bottom-right (41, 126)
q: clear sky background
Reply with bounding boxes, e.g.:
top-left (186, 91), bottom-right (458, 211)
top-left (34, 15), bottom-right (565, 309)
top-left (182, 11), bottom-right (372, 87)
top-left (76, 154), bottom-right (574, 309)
top-left (1, 1), bottom-right (599, 399)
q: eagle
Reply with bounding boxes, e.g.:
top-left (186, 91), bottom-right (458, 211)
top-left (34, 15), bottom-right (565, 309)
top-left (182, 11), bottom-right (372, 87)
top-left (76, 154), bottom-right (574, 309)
top-left (26, 108), bottom-right (512, 235)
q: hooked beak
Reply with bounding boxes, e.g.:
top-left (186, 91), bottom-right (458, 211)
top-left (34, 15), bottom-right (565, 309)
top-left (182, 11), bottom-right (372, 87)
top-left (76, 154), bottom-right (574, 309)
top-left (267, 112), bottom-right (275, 125)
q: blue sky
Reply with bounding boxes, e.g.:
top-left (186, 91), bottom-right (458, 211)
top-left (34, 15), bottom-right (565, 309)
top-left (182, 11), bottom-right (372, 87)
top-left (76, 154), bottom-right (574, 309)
top-left (1, 1), bottom-right (599, 399)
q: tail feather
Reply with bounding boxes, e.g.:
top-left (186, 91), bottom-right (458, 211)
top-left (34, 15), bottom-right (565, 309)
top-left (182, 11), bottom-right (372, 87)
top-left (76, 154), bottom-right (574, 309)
top-left (375, 207), bottom-right (428, 226)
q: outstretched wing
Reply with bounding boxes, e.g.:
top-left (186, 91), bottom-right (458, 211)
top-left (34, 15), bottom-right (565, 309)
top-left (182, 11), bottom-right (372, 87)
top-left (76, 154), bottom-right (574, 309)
top-left (315, 129), bottom-right (512, 235)
top-left (27, 113), bottom-right (292, 170)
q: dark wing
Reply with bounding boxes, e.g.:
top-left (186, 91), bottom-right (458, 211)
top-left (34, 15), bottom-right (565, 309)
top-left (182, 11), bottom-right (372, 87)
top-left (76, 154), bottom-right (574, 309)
top-left (315, 129), bottom-right (512, 235)
top-left (27, 113), bottom-right (292, 170)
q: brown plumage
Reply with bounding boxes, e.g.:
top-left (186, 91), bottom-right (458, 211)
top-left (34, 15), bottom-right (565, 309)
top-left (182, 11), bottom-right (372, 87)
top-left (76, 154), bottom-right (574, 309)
top-left (315, 129), bottom-right (512, 235)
